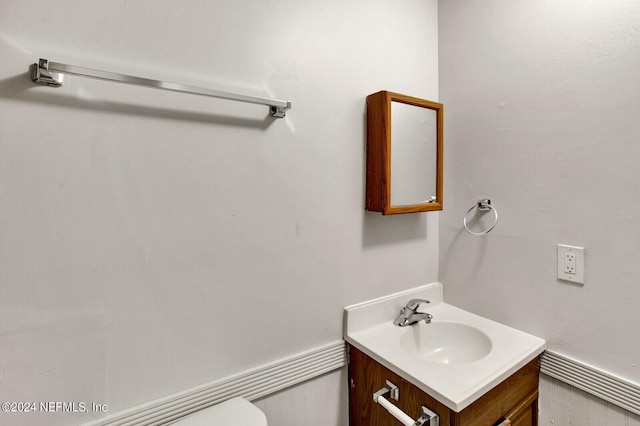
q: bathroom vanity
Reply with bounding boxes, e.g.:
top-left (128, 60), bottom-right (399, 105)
top-left (344, 283), bottom-right (546, 426)
top-left (348, 346), bottom-right (539, 425)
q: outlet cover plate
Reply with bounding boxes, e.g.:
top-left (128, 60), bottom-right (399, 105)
top-left (557, 244), bottom-right (585, 284)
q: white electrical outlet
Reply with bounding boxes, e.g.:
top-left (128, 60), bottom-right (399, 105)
top-left (557, 244), bottom-right (585, 284)
top-left (564, 252), bottom-right (576, 274)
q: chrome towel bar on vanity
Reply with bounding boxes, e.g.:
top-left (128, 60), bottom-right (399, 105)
top-left (373, 380), bottom-right (440, 426)
top-left (30, 58), bottom-right (292, 118)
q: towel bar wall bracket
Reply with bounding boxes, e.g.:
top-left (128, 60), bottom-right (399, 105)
top-left (30, 58), bottom-right (292, 118)
top-left (373, 381), bottom-right (440, 426)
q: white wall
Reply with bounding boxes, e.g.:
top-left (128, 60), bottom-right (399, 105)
top-left (0, 1), bottom-right (439, 425)
top-left (439, 0), bottom-right (640, 411)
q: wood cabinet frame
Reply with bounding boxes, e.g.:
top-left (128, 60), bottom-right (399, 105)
top-left (365, 91), bottom-right (444, 214)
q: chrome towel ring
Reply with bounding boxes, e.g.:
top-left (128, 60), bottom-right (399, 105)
top-left (463, 199), bottom-right (498, 235)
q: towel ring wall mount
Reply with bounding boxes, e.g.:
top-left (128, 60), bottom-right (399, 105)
top-left (463, 199), bottom-right (498, 236)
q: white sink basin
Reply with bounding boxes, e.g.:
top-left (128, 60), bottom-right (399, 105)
top-left (344, 282), bottom-right (546, 412)
top-left (400, 321), bottom-right (492, 364)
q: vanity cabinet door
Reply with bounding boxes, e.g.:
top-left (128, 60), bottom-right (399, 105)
top-left (454, 357), bottom-right (539, 426)
top-left (495, 390), bottom-right (538, 426)
top-left (348, 346), bottom-right (451, 426)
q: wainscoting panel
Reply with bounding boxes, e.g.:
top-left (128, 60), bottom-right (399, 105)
top-left (82, 341), bottom-right (347, 426)
top-left (253, 367), bottom-right (348, 426)
top-left (541, 351), bottom-right (640, 416)
top-left (540, 373), bottom-right (640, 425)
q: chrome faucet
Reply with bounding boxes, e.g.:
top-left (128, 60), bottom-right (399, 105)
top-left (393, 299), bottom-right (433, 327)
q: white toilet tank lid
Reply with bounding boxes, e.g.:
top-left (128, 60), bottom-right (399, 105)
top-left (172, 397), bottom-right (267, 426)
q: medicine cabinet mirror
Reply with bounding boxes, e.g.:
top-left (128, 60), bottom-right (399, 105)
top-left (365, 91), bottom-right (443, 214)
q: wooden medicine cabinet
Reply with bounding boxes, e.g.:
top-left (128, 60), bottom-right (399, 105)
top-left (365, 91), bottom-right (443, 214)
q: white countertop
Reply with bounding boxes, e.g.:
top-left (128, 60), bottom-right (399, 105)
top-left (344, 282), bottom-right (546, 412)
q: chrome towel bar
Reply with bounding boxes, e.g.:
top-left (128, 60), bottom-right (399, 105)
top-left (373, 381), bottom-right (440, 426)
top-left (30, 58), bottom-right (292, 118)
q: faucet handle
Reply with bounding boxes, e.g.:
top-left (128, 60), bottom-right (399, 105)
top-left (405, 299), bottom-right (430, 311)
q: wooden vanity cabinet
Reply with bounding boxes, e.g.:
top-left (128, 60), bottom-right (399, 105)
top-left (348, 346), bottom-right (540, 426)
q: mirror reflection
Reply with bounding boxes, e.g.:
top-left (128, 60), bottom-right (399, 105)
top-left (390, 101), bottom-right (438, 206)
